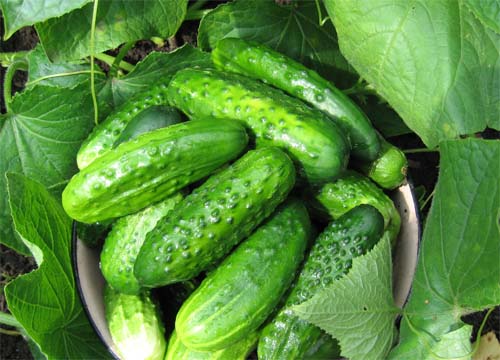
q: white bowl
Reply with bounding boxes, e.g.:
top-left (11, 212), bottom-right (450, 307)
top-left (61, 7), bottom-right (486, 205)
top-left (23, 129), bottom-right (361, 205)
top-left (72, 182), bottom-right (421, 358)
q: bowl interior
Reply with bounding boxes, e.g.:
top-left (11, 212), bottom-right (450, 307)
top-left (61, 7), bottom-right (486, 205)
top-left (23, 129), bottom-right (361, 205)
top-left (73, 182), bottom-right (421, 357)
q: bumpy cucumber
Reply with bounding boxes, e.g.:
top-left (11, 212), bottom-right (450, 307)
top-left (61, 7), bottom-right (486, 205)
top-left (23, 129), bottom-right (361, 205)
top-left (62, 120), bottom-right (248, 223)
top-left (114, 105), bottom-right (183, 147)
top-left (357, 136), bottom-right (408, 190)
top-left (212, 37), bottom-right (379, 161)
top-left (176, 199), bottom-right (310, 351)
top-left (165, 330), bottom-right (258, 360)
top-left (306, 170), bottom-right (401, 242)
top-left (304, 334), bottom-right (341, 360)
top-left (100, 193), bottom-right (183, 295)
top-left (105, 285), bottom-right (166, 360)
top-left (78, 84), bottom-right (171, 169)
top-left (258, 205), bottom-right (384, 360)
top-left (134, 147), bottom-right (295, 288)
top-left (167, 68), bottom-right (349, 184)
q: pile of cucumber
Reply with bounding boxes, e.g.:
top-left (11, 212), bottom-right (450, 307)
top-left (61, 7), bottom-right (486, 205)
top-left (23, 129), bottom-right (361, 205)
top-left (62, 38), bottom-right (407, 360)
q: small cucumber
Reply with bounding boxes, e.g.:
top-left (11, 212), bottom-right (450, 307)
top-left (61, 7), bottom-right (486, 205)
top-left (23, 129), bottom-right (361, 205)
top-left (134, 147), bottom-right (296, 288)
top-left (356, 136), bottom-right (408, 190)
top-left (175, 199), bottom-right (311, 351)
top-left (114, 105), bottom-right (183, 147)
top-left (167, 68), bottom-right (350, 184)
top-left (305, 170), bottom-right (401, 242)
top-left (212, 37), bottom-right (380, 161)
top-left (62, 119), bottom-right (248, 223)
top-left (105, 285), bottom-right (166, 360)
top-left (165, 330), bottom-right (258, 360)
top-left (258, 205), bottom-right (384, 360)
top-left (100, 193), bottom-right (183, 295)
top-left (304, 334), bottom-right (341, 360)
top-left (78, 84), bottom-right (171, 169)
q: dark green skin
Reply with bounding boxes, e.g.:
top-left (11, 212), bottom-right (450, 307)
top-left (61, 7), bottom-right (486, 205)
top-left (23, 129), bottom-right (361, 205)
top-left (212, 37), bottom-right (380, 161)
top-left (77, 83), bottom-right (171, 169)
top-left (258, 205), bottom-right (384, 360)
top-left (134, 147), bottom-right (296, 288)
top-left (167, 68), bottom-right (350, 184)
top-left (113, 105), bottom-right (183, 147)
top-left (62, 120), bottom-right (248, 223)
top-left (175, 199), bottom-right (311, 351)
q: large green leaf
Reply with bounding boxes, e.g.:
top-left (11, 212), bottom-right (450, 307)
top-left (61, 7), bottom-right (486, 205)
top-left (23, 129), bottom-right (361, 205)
top-left (107, 45), bottom-right (212, 107)
top-left (293, 234), bottom-right (398, 360)
top-left (198, 0), bottom-right (356, 87)
top-left (0, 0), bottom-right (91, 40)
top-left (325, 0), bottom-right (500, 148)
top-left (0, 83), bottom-right (98, 254)
top-left (36, 0), bottom-right (188, 61)
top-left (388, 138), bottom-right (500, 359)
top-left (5, 173), bottom-right (109, 359)
top-left (464, 0), bottom-right (500, 34)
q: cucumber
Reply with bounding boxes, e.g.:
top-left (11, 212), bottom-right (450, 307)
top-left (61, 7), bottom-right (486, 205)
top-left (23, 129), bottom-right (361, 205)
top-left (78, 84), bottom-right (171, 169)
top-left (304, 334), bottom-right (341, 360)
top-left (105, 285), bottom-right (166, 360)
top-left (62, 119), bottom-right (248, 223)
top-left (134, 147), bottom-right (296, 288)
top-left (165, 330), bottom-right (258, 360)
top-left (212, 37), bottom-right (379, 161)
top-left (114, 105), bottom-right (183, 147)
top-left (356, 136), bottom-right (408, 190)
top-left (175, 198), bottom-right (311, 351)
top-left (100, 193), bottom-right (183, 295)
top-left (258, 205), bottom-right (384, 360)
top-left (305, 170), bottom-right (401, 242)
top-left (167, 68), bottom-right (350, 184)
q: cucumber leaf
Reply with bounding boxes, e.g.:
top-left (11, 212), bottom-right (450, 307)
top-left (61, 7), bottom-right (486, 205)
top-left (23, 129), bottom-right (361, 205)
top-left (0, 83), bottom-right (102, 254)
top-left (293, 234), bottom-right (399, 360)
top-left (198, 0), bottom-right (356, 87)
top-left (5, 173), bottom-right (109, 359)
top-left (0, 0), bottom-right (92, 40)
top-left (464, 0), bottom-right (500, 34)
top-left (35, 0), bottom-right (188, 61)
top-left (325, 0), bottom-right (500, 148)
top-left (107, 45), bottom-right (212, 107)
top-left (388, 139), bottom-right (500, 359)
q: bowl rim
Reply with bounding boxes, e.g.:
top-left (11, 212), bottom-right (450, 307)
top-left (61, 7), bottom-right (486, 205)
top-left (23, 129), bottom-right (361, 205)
top-left (71, 176), bottom-right (423, 358)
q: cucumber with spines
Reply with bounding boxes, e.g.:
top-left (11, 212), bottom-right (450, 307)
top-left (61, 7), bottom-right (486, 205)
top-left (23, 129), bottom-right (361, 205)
top-left (258, 205), bottom-right (384, 360)
top-left (212, 37), bottom-right (380, 161)
top-left (78, 84), bottom-right (171, 169)
top-left (165, 330), bottom-right (258, 360)
top-left (63, 119), bottom-right (248, 223)
top-left (175, 198), bottom-right (311, 351)
top-left (167, 67), bottom-right (350, 184)
top-left (100, 193), bottom-right (183, 295)
top-left (134, 147), bottom-right (296, 288)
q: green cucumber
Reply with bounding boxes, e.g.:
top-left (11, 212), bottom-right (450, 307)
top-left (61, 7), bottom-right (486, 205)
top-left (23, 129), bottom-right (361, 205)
top-left (306, 170), bottom-right (401, 242)
top-left (134, 147), bottom-right (296, 288)
top-left (165, 330), bottom-right (258, 360)
top-left (304, 334), bottom-right (341, 360)
top-left (356, 136), bottom-right (408, 190)
top-left (114, 105), bottom-right (183, 147)
top-left (62, 119), bottom-right (248, 223)
top-left (105, 285), bottom-right (166, 360)
top-left (258, 205), bottom-right (384, 360)
top-left (78, 84), bottom-right (171, 169)
top-left (175, 199), bottom-right (311, 351)
top-left (212, 37), bottom-right (379, 161)
top-left (100, 193), bottom-right (183, 295)
top-left (167, 68), bottom-right (349, 184)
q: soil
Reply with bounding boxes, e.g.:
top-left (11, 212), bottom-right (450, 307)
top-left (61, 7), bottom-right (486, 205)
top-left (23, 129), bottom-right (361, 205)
top-left (0, 6), bottom-right (498, 360)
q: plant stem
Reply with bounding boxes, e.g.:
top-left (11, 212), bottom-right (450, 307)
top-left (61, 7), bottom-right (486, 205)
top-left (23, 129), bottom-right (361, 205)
top-left (0, 328), bottom-right (21, 336)
top-left (3, 59), bottom-right (28, 113)
top-left (314, 0), bottom-right (330, 26)
top-left (470, 307), bottom-right (495, 358)
top-left (187, 0), bottom-right (209, 12)
top-left (185, 9), bottom-right (211, 21)
top-left (0, 312), bottom-right (22, 328)
top-left (26, 70), bottom-right (106, 87)
top-left (90, 0), bottom-right (100, 125)
top-left (94, 53), bottom-right (134, 72)
top-left (110, 41), bottom-right (135, 77)
top-left (404, 148), bottom-right (439, 154)
top-left (0, 51), bottom-right (30, 67)
top-left (420, 188), bottom-right (435, 211)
